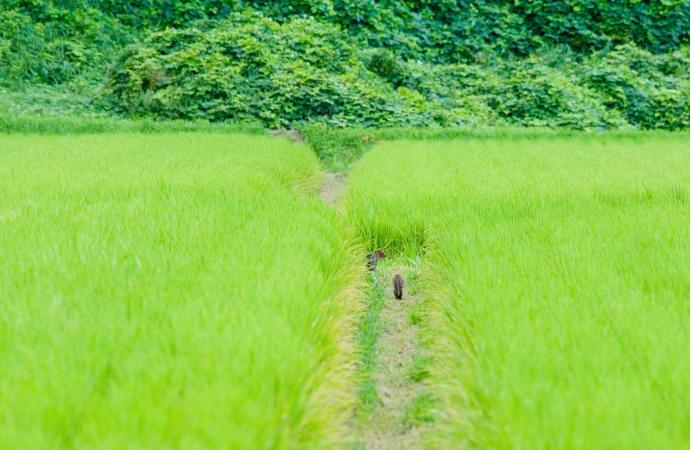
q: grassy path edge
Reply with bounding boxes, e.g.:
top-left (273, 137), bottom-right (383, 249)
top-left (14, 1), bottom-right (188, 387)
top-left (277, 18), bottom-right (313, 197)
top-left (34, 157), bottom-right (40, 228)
top-left (349, 261), bottom-right (434, 449)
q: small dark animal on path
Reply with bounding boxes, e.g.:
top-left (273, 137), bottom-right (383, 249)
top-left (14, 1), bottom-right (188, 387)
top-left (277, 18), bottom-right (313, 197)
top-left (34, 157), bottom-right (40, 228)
top-left (393, 274), bottom-right (404, 300)
top-left (366, 250), bottom-right (386, 271)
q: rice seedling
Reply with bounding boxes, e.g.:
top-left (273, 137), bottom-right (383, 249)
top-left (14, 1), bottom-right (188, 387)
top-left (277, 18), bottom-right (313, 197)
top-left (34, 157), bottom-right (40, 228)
top-left (345, 133), bottom-right (689, 449)
top-left (0, 133), bottom-right (363, 449)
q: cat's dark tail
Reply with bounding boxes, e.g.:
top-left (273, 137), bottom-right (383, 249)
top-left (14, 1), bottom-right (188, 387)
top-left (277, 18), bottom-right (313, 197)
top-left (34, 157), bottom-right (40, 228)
top-left (393, 274), bottom-right (404, 300)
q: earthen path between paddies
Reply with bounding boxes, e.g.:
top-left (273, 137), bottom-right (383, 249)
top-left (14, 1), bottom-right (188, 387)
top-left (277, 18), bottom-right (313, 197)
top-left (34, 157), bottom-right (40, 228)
top-left (317, 169), bottom-right (430, 450)
top-left (355, 264), bottom-right (430, 450)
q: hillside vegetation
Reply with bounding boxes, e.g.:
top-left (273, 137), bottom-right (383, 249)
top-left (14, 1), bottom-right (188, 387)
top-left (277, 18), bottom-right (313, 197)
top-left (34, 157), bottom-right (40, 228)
top-left (1, 1), bottom-right (689, 129)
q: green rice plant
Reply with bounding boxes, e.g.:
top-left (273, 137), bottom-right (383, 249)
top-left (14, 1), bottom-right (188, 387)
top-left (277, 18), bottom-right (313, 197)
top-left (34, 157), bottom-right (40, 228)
top-left (0, 114), bottom-right (266, 135)
top-left (301, 124), bottom-right (680, 172)
top-left (345, 133), bottom-right (689, 449)
top-left (0, 133), bottom-right (364, 449)
top-left (355, 273), bottom-right (386, 413)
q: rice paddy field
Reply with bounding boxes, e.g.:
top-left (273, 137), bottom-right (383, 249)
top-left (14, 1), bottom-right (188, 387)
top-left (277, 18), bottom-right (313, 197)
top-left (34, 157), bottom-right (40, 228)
top-left (346, 133), bottom-right (689, 449)
top-left (0, 129), bottom-right (688, 449)
top-left (0, 134), bottom-right (362, 449)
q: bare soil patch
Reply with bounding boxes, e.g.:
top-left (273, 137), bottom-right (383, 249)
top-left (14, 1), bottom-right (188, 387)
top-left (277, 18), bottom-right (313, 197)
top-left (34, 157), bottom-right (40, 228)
top-left (268, 128), bottom-right (303, 143)
top-left (319, 172), bottom-right (346, 205)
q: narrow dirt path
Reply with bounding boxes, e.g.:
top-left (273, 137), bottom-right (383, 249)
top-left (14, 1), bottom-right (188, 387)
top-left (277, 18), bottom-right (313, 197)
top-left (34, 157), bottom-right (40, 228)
top-left (316, 170), bottom-right (431, 449)
top-left (319, 172), bottom-right (346, 205)
top-left (354, 264), bottom-right (431, 450)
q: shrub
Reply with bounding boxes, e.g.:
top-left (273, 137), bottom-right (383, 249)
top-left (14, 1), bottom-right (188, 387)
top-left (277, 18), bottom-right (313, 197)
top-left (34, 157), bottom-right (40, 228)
top-left (582, 44), bottom-right (690, 129)
top-left (0, 4), bottom-right (128, 85)
top-left (104, 12), bottom-right (488, 128)
top-left (483, 61), bottom-right (627, 129)
top-left (400, 59), bottom-right (626, 130)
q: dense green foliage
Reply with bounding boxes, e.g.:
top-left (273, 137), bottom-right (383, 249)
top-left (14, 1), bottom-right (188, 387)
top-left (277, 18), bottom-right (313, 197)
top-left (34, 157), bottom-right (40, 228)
top-left (346, 134), bottom-right (689, 449)
top-left (1, 1), bottom-right (688, 128)
top-left (0, 2), bottom-right (129, 84)
top-left (105, 13), bottom-right (413, 127)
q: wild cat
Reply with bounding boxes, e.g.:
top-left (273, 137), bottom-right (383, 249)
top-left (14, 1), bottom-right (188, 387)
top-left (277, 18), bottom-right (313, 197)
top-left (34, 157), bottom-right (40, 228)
top-left (366, 249), bottom-right (386, 271)
top-left (393, 274), bottom-right (404, 300)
